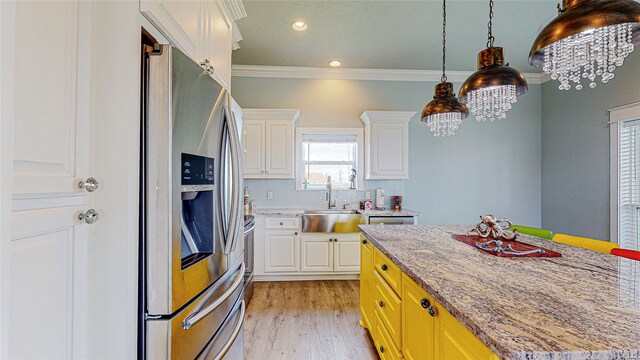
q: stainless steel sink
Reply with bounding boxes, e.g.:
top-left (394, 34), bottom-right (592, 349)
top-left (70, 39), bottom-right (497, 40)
top-left (302, 210), bottom-right (364, 233)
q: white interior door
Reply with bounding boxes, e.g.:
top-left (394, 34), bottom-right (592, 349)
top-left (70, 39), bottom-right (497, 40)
top-left (8, 1), bottom-right (94, 357)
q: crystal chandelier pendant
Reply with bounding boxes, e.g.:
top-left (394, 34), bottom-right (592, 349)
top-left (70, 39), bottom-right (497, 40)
top-left (544, 23), bottom-right (635, 90)
top-left (422, 82), bottom-right (468, 137)
top-left (459, 47), bottom-right (528, 122)
top-left (529, 0), bottom-right (640, 91)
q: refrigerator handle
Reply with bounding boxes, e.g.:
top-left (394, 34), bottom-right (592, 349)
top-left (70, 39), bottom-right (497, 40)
top-left (224, 107), bottom-right (242, 254)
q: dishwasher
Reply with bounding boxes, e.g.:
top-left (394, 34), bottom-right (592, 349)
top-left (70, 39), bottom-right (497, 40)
top-left (368, 216), bottom-right (416, 225)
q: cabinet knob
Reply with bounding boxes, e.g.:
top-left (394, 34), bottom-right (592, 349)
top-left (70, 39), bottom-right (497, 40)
top-left (334, 238), bottom-right (338, 242)
top-left (78, 209), bottom-right (99, 224)
top-left (379, 345), bottom-right (385, 353)
top-left (378, 300), bottom-right (384, 308)
top-left (381, 264), bottom-right (388, 271)
top-left (294, 232), bottom-right (298, 236)
top-left (280, 222), bottom-right (284, 225)
top-left (78, 177), bottom-right (99, 192)
top-left (420, 298), bottom-right (430, 309)
top-left (362, 239), bottom-right (367, 244)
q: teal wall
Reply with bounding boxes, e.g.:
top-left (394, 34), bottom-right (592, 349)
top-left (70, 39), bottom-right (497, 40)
top-left (541, 53), bottom-right (640, 241)
top-left (232, 77), bottom-right (542, 226)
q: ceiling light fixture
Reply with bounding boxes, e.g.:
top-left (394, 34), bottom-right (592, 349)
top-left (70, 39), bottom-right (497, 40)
top-left (328, 60), bottom-right (342, 67)
top-left (529, 0), bottom-right (640, 91)
top-left (421, 0), bottom-right (468, 137)
top-left (291, 20), bottom-right (308, 31)
top-left (458, 0), bottom-right (528, 122)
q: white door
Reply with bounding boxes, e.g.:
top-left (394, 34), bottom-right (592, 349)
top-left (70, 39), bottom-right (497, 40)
top-left (8, 1), bottom-right (94, 357)
top-left (243, 120), bottom-right (265, 177)
top-left (265, 120), bottom-right (293, 178)
top-left (264, 232), bottom-right (298, 272)
top-left (333, 236), bottom-right (361, 272)
top-left (300, 234), bottom-right (333, 272)
top-left (140, 0), bottom-right (202, 61)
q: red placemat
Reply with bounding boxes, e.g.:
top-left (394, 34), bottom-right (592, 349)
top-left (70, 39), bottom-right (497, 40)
top-left (451, 234), bottom-right (561, 257)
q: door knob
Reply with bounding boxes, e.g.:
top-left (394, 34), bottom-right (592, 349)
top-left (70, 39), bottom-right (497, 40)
top-left (78, 177), bottom-right (99, 192)
top-left (78, 209), bottom-right (99, 224)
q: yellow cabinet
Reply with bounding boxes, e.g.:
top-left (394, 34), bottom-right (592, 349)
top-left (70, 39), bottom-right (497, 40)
top-left (402, 273), bottom-right (436, 360)
top-left (375, 311), bottom-right (403, 360)
top-left (435, 303), bottom-right (496, 360)
top-left (374, 248), bottom-right (402, 295)
top-left (374, 270), bottom-right (402, 348)
top-left (359, 238), bottom-right (374, 331)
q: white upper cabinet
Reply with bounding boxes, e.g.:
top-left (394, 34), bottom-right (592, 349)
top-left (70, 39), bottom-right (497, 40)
top-left (242, 109), bottom-right (299, 179)
top-left (360, 111), bottom-right (416, 180)
top-left (141, 0), bottom-right (242, 90)
top-left (140, 0), bottom-right (203, 60)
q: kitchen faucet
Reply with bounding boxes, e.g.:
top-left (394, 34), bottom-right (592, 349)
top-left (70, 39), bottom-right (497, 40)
top-left (326, 176), bottom-right (335, 209)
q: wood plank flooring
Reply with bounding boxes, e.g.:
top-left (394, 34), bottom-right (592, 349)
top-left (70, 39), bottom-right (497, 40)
top-left (244, 280), bottom-right (378, 360)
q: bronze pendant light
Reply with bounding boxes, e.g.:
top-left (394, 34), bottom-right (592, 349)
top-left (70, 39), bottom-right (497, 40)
top-left (529, 0), bottom-right (640, 91)
top-left (458, 0), bottom-right (528, 122)
top-left (421, 0), bottom-right (469, 137)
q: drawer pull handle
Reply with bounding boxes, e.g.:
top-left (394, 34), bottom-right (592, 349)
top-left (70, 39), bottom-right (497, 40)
top-left (378, 300), bottom-right (384, 308)
top-left (421, 298), bottom-right (436, 317)
top-left (362, 239), bottom-right (367, 244)
top-left (379, 345), bottom-right (385, 353)
top-left (381, 264), bottom-right (388, 271)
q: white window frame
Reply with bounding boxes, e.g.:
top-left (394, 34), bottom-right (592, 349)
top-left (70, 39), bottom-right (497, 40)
top-left (609, 101), bottom-right (640, 244)
top-left (295, 127), bottom-right (364, 190)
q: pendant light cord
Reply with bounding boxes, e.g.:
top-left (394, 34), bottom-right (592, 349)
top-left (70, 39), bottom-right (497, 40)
top-left (441, 0), bottom-right (447, 83)
top-left (487, 0), bottom-right (495, 48)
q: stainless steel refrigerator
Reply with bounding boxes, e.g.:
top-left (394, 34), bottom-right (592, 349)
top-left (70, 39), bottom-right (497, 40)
top-left (140, 43), bottom-right (245, 359)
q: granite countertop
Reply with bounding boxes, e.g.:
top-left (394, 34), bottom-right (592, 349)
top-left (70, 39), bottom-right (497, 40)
top-left (356, 208), bottom-right (421, 216)
top-left (252, 208), bottom-right (305, 217)
top-left (359, 224), bottom-right (640, 360)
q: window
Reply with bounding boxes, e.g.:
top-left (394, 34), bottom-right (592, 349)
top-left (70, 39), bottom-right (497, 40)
top-left (611, 102), bottom-right (640, 250)
top-left (295, 128), bottom-right (364, 190)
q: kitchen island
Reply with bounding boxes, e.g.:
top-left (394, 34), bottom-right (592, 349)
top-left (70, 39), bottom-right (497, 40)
top-left (359, 224), bottom-right (640, 360)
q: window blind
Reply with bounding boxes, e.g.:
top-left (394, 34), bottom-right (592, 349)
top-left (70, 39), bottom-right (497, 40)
top-left (618, 119), bottom-right (640, 250)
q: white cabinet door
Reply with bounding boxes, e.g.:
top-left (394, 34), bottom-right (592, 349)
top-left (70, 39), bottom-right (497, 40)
top-left (371, 122), bottom-right (408, 178)
top-left (243, 120), bottom-right (265, 176)
top-left (333, 235), bottom-right (361, 272)
top-left (265, 120), bottom-right (293, 178)
top-left (300, 234), bottom-right (333, 272)
top-left (264, 231), bottom-right (298, 272)
top-left (201, 0), bottom-right (232, 89)
top-left (8, 1), bottom-right (93, 357)
top-left (140, 0), bottom-right (202, 61)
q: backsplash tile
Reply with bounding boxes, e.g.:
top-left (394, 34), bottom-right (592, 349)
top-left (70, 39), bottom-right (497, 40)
top-left (244, 179), bottom-right (405, 210)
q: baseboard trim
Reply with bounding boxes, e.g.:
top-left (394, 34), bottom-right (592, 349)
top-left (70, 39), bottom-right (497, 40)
top-left (254, 273), bottom-right (360, 282)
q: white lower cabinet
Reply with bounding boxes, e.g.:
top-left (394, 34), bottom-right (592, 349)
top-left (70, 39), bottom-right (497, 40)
top-left (264, 231), bottom-right (299, 273)
top-left (334, 237), bottom-right (361, 272)
top-left (300, 233), bottom-right (360, 273)
top-left (300, 234), bottom-right (334, 272)
top-left (254, 216), bottom-right (361, 278)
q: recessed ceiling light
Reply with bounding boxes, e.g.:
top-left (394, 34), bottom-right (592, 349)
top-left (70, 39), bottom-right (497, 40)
top-left (328, 60), bottom-right (342, 67)
top-left (291, 21), bottom-right (307, 31)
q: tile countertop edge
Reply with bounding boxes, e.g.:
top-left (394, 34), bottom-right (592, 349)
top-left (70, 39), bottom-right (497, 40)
top-left (358, 226), bottom-right (639, 360)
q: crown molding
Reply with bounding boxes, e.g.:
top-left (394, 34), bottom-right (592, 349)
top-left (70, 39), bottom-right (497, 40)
top-left (360, 111), bottom-right (417, 126)
top-left (242, 109), bottom-right (300, 122)
top-left (231, 65), bottom-right (550, 85)
top-left (220, 0), bottom-right (247, 21)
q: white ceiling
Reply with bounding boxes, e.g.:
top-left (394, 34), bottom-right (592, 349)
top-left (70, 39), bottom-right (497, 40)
top-left (233, 0), bottom-right (559, 73)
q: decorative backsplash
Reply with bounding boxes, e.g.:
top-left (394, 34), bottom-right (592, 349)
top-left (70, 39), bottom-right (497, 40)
top-left (244, 179), bottom-right (405, 210)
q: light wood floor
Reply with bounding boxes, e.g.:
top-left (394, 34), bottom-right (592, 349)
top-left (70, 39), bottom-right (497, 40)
top-left (244, 280), bottom-right (378, 360)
